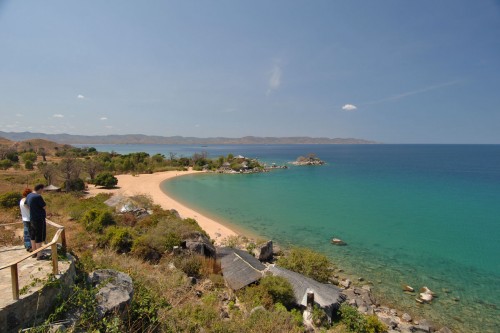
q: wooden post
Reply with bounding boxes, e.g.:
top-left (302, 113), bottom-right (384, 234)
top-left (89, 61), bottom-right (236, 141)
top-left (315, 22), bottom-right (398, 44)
top-left (11, 264), bottom-right (19, 300)
top-left (61, 229), bottom-right (67, 254)
top-left (51, 243), bottom-right (58, 275)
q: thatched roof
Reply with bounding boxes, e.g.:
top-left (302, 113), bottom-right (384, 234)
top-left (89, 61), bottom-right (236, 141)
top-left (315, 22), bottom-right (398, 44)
top-left (269, 265), bottom-right (346, 311)
top-left (44, 184), bottom-right (61, 191)
top-left (217, 247), bottom-right (266, 290)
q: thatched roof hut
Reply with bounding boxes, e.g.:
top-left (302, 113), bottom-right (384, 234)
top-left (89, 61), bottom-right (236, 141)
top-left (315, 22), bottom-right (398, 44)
top-left (44, 184), bottom-right (61, 192)
top-left (217, 247), bottom-right (266, 290)
top-left (269, 265), bottom-right (346, 320)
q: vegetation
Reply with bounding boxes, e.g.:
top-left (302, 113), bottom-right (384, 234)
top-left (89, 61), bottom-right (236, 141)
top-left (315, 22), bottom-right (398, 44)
top-left (0, 140), bottom-right (386, 332)
top-left (277, 247), bottom-right (333, 283)
top-left (94, 171), bottom-right (118, 188)
top-left (0, 191), bottom-right (22, 208)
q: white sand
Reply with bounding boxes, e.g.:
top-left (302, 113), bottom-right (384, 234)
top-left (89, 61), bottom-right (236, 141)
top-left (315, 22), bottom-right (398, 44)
top-left (86, 170), bottom-right (237, 244)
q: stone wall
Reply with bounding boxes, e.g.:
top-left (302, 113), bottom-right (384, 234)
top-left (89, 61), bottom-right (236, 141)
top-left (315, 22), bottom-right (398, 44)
top-left (0, 254), bottom-right (76, 333)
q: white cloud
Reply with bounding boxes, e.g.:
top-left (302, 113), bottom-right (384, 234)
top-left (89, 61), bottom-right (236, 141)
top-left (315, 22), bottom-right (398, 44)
top-left (100, 117), bottom-right (108, 121)
top-left (105, 125), bottom-right (113, 129)
top-left (195, 124), bottom-right (201, 128)
top-left (15, 113), bottom-right (23, 117)
top-left (77, 94), bottom-right (85, 99)
top-left (342, 104), bottom-right (357, 111)
top-left (266, 62), bottom-right (282, 95)
top-left (53, 114), bottom-right (64, 118)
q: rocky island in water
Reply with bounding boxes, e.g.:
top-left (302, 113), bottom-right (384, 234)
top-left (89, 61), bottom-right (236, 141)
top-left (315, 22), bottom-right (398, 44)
top-left (291, 153), bottom-right (326, 166)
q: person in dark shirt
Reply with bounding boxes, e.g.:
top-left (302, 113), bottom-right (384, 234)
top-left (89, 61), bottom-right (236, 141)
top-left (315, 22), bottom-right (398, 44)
top-left (26, 184), bottom-right (47, 260)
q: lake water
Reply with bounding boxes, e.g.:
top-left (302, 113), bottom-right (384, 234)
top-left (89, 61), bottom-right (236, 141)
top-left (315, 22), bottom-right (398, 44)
top-left (83, 144), bottom-right (500, 332)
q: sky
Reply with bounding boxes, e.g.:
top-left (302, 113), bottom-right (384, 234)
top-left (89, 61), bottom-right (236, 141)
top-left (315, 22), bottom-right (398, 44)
top-left (0, 0), bottom-right (499, 143)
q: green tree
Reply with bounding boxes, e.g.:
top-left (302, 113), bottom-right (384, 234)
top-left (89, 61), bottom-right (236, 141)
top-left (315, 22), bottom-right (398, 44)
top-left (21, 152), bottom-right (37, 164)
top-left (94, 172), bottom-right (118, 188)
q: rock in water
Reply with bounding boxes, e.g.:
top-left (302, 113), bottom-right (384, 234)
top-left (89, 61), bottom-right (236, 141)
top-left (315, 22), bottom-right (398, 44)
top-left (402, 284), bottom-right (414, 292)
top-left (331, 238), bottom-right (347, 246)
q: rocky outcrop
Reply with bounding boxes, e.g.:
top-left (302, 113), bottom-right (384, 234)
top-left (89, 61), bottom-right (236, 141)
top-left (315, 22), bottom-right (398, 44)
top-left (182, 232), bottom-right (216, 257)
top-left (291, 154), bottom-right (326, 166)
top-left (253, 240), bottom-right (273, 261)
top-left (89, 269), bottom-right (134, 318)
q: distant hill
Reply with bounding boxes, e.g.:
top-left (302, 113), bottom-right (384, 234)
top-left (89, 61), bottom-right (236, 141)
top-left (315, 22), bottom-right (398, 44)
top-left (0, 136), bottom-right (72, 155)
top-left (0, 131), bottom-right (377, 145)
top-left (0, 137), bottom-right (14, 147)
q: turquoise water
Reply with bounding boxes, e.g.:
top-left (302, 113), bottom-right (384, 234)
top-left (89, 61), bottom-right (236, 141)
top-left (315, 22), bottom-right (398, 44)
top-left (86, 144), bottom-right (500, 332)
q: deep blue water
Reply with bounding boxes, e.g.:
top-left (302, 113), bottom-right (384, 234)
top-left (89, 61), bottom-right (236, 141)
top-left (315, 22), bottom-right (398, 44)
top-left (82, 144), bottom-right (500, 332)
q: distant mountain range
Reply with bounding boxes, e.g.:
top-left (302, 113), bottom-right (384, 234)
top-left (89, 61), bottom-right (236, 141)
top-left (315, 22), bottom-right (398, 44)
top-left (0, 131), bottom-right (377, 145)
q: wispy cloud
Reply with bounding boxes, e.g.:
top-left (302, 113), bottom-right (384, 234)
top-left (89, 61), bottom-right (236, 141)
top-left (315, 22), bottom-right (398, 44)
top-left (100, 117), bottom-right (108, 121)
top-left (195, 124), bottom-right (201, 128)
top-left (15, 113), bottom-right (23, 117)
top-left (77, 94), bottom-right (85, 99)
top-left (266, 62), bottom-right (282, 95)
top-left (52, 114), bottom-right (64, 118)
top-left (342, 104), bottom-right (357, 111)
top-left (363, 80), bottom-right (462, 106)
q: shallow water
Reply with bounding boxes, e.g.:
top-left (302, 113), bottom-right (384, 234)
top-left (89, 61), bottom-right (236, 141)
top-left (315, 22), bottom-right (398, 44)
top-left (87, 144), bottom-right (500, 332)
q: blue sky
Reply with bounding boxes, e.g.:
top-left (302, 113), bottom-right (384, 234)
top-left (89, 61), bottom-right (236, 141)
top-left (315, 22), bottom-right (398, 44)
top-left (1, 1), bottom-right (499, 143)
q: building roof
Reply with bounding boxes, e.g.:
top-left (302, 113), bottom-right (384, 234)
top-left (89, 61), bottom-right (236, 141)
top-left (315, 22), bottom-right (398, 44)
top-left (217, 247), bottom-right (266, 290)
top-left (44, 184), bottom-right (60, 191)
top-left (268, 265), bottom-right (345, 309)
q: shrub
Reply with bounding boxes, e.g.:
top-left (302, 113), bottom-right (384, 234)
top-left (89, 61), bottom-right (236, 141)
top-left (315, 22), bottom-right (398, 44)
top-left (312, 304), bottom-right (330, 328)
top-left (339, 303), bottom-right (367, 333)
top-left (0, 159), bottom-right (13, 170)
top-left (131, 235), bottom-right (162, 262)
top-left (94, 172), bottom-right (118, 188)
top-left (277, 247), bottom-right (332, 283)
top-left (24, 160), bottom-right (34, 170)
top-left (100, 226), bottom-right (134, 253)
top-left (365, 315), bottom-right (387, 333)
top-left (174, 254), bottom-right (202, 277)
top-left (0, 191), bottom-right (22, 208)
top-left (164, 232), bottom-right (181, 252)
top-left (81, 208), bottom-right (115, 233)
top-left (237, 283), bottom-right (273, 309)
top-left (63, 178), bottom-right (85, 191)
top-left (259, 276), bottom-right (295, 309)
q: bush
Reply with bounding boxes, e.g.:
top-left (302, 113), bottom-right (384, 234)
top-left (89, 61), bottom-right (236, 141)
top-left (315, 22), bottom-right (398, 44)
top-left (338, 303), bottom-right (372, 333)
top-left (100, 226), bottom-right (134, 253)
top-left (277, 247), bottom-right (332, 283)
top-left (0, 191), bottom-right (22, 208)
top-left (24, 160), bottom-right (34, 170)
top-left (365, 315), bottom-right (387, 333)
top-left (94, 172), bottom-right (118, 188)
top-left (0, 159), bottom-right (13, 170)
top-left (63, 178), bottom-right (85, 191)
top-left (174, 254), bottom-right (202, 277)
top-left (237, 283), bottom-right (274, 309)
top-left (312, 304), bottom-right (330, 328)
top-left (259, 276), bottom-right (295, 309)
top-left (81, 208), bottom-right (115, 233)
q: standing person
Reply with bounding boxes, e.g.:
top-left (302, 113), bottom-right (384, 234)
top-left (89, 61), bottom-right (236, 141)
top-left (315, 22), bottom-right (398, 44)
top-left (19, 188), bottom-right (32, 251)
top-left (26, 184), bottom-right (48, 260)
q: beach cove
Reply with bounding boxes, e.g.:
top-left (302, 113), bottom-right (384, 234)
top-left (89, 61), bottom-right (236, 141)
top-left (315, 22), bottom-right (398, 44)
top-left (87, 144), bottom-right (500, 332)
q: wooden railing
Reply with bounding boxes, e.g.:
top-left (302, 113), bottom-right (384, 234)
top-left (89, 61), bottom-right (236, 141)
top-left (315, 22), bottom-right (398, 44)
top-left (0, 219), bottom-right (67, 300)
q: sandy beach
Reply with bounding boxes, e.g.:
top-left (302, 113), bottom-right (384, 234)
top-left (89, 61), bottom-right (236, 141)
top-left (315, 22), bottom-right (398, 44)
top-left (86, 170), bottom-right (237, 244)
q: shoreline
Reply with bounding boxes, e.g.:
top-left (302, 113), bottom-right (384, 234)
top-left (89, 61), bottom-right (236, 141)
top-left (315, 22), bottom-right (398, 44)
top-left (86, 170), bottom-right (474, 332)
top-left (86, 169), bottom-right (238, 244)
